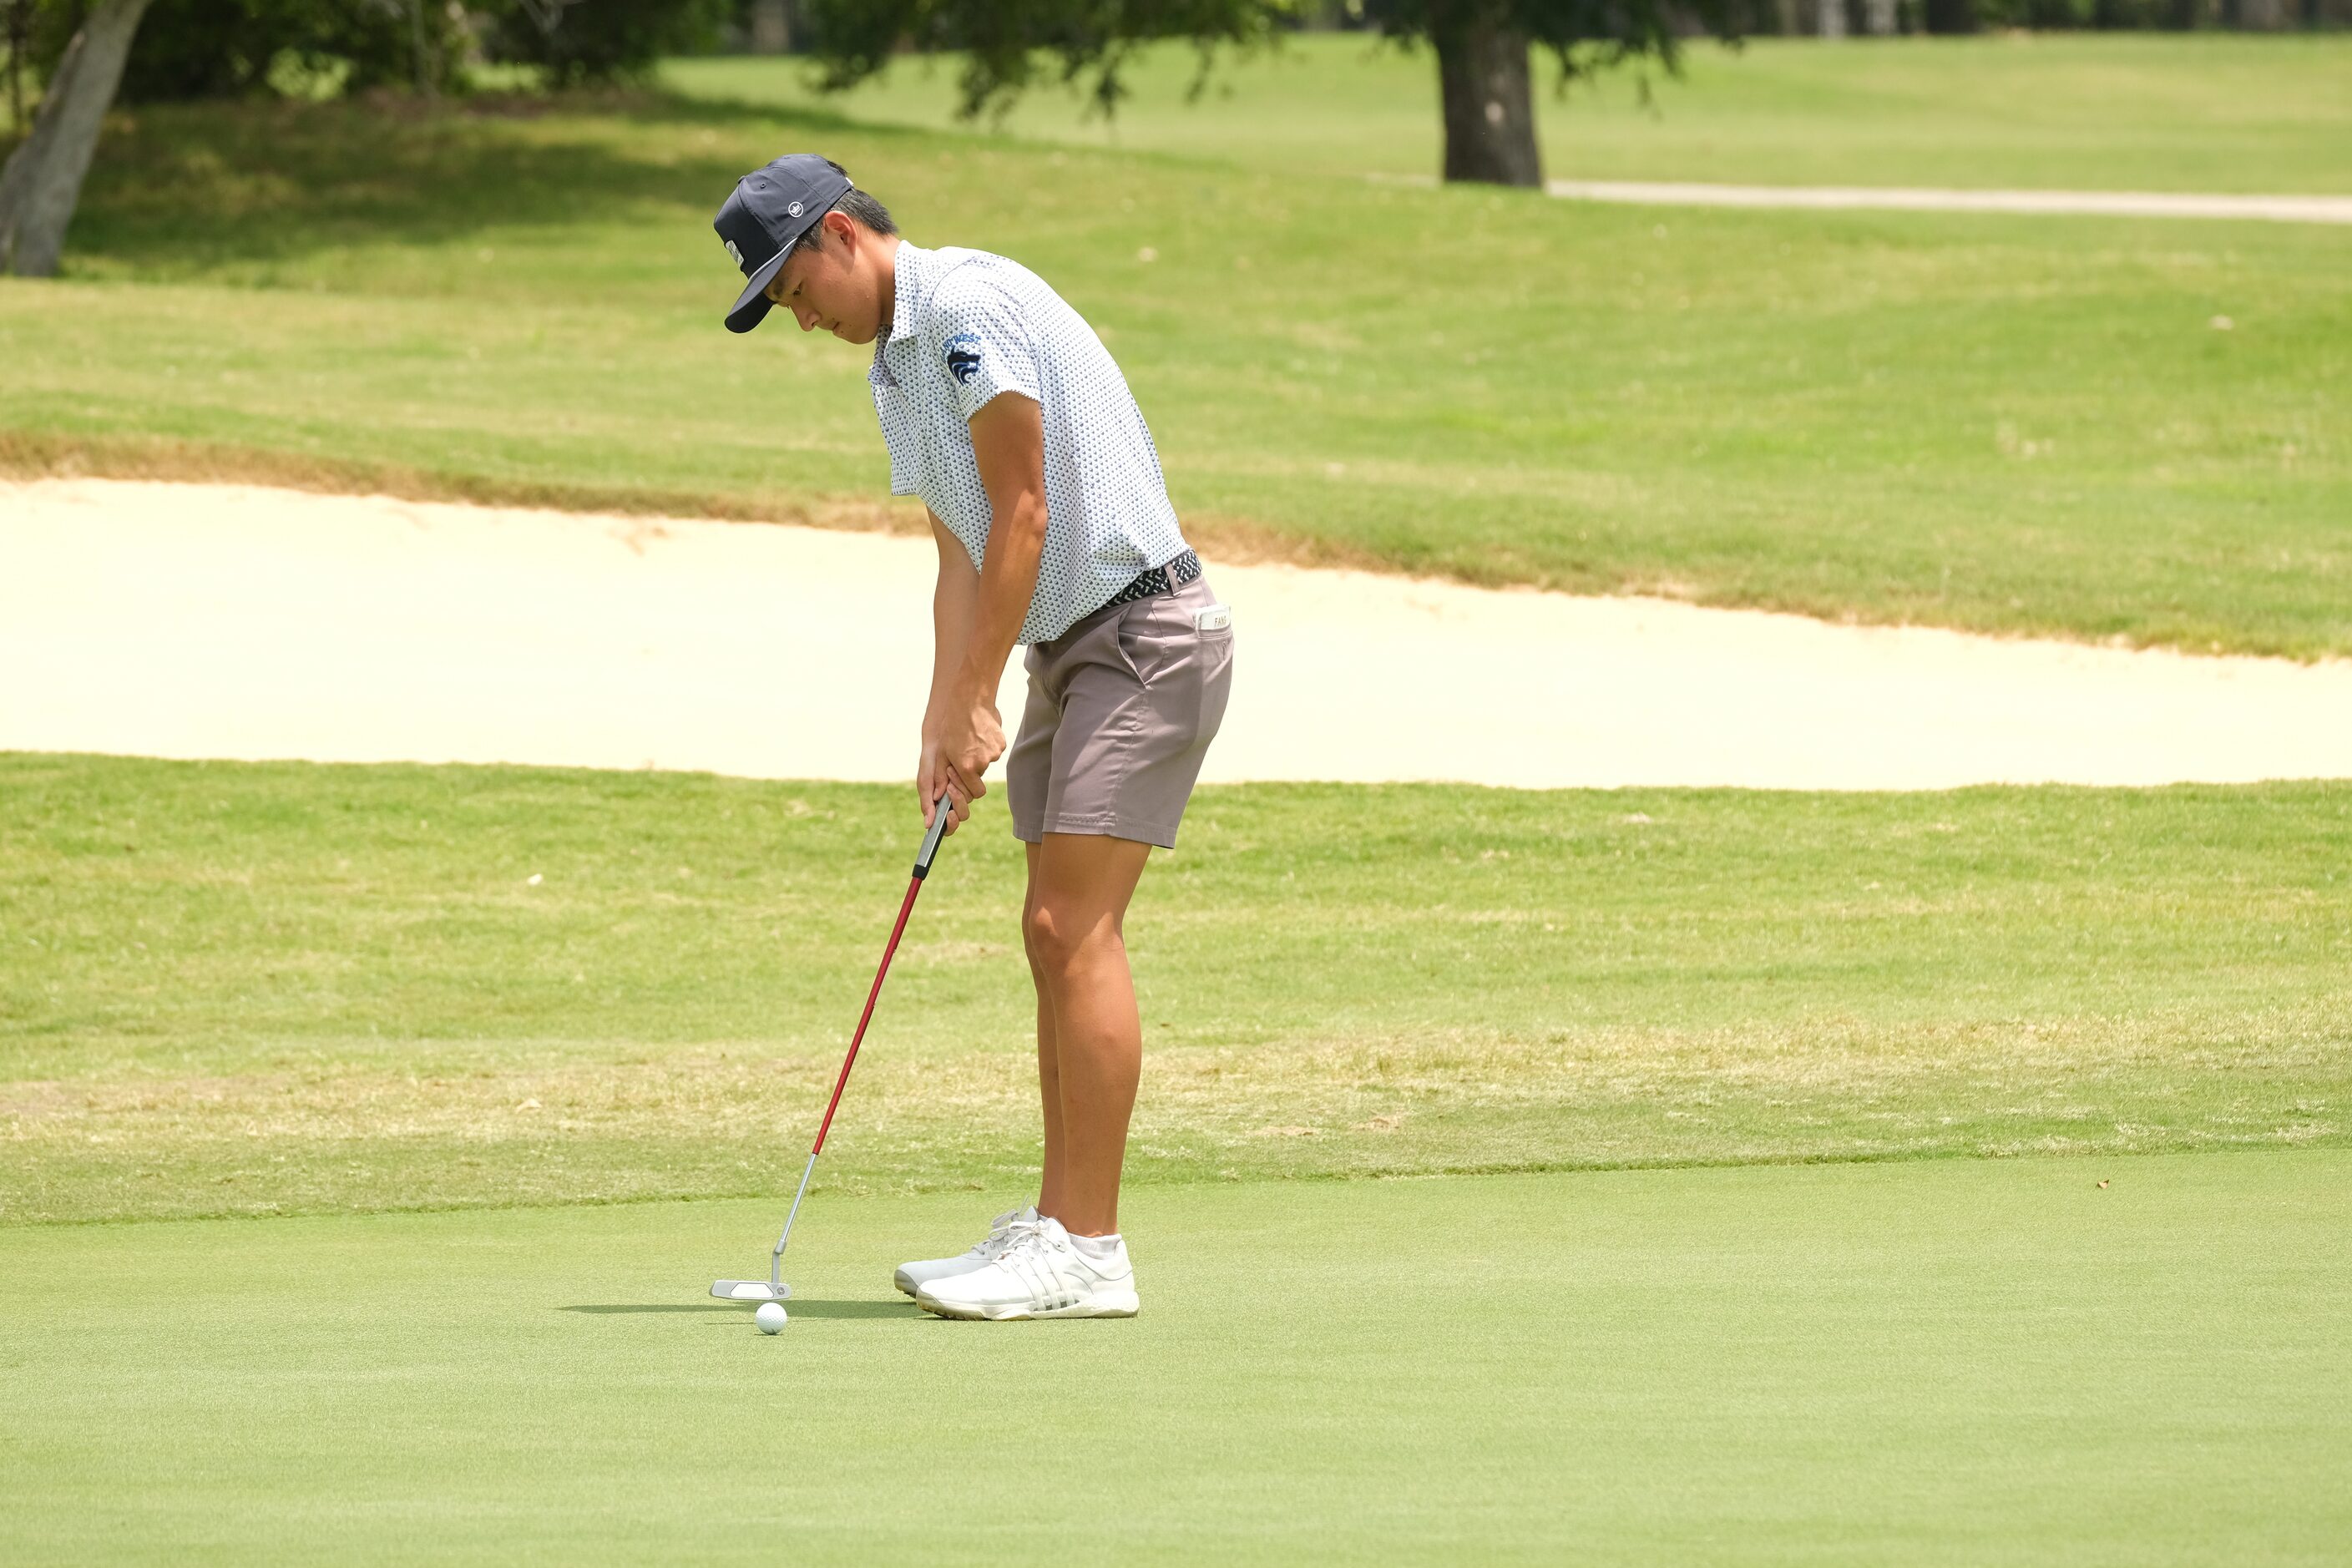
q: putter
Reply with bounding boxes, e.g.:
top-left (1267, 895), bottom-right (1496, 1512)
top-left (711, 795), bottom-right (957, 1304)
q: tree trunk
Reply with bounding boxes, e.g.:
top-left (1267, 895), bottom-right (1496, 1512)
top-left (1818, 0), bottom-right (1848, 38)
top-left (1431, 2), bottom-right (1541, 189)
top-left (1864, 0), bottom-right (1899, 32)
top-left (0, 18), bottom-right (86, 260)
top-left (748, 0), bottom-right (792, 53)
top-left (407, 0), bottom-right (437, 97)
top-left (0, 0), bottom-right (151, 277)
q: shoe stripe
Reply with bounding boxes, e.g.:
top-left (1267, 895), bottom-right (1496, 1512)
top-left (932, 1228), bottom-right (1130, 1316)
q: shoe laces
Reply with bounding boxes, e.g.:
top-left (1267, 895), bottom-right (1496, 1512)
top-left (980, 1211), bottom-right (1043, 1261)
top-left (999, 1221), bottom-right (1078, 1277)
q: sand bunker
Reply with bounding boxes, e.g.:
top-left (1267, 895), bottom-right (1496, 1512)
top-left (5, 478), bottom-right (2349, 790)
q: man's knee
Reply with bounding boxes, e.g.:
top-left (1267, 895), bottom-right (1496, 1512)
top-left (1024, 898), bottom-right (1111, 976)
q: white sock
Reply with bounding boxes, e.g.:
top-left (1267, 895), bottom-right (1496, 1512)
top-left (1068, 1232), bottom-right (1122, 1260)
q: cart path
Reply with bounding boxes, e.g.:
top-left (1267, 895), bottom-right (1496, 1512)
top-left (6, 478), bottom-right (2351, 790)
top-left (1541, 180), bottom-right (2352, 224)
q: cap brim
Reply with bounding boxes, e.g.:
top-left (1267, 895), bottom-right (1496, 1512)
top-left (725, 239), bottom-right (799, 334)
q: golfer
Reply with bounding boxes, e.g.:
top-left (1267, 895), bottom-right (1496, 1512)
top-left (715, 154), bottom-right (1233, 1320)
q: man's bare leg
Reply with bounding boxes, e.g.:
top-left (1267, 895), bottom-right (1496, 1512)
top-left (1023, 832), bottom-right (1152, 1237)
top-left (1023, 843), bottom-right (1063, 1215)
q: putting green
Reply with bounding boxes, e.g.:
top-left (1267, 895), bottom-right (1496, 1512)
top-left (5, 1151), bottom-right (2345, 1563)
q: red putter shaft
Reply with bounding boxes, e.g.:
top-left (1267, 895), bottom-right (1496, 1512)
top-left (716, 794), bottom-right (958, 1299)
top-left (810, 872), bottom-right (923, 1156)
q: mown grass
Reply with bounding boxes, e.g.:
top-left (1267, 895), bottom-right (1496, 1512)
top-left (5, 1156), bottom-right (2347, 1564)
top-left (667, 32), bottom-right (2352, 194)
top-left (3, 81), bottom-right (2344, 653)
top-left (5, 754), bottom-right (2345, 1225)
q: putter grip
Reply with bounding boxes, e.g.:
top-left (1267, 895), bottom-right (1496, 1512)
top-left (913, 792), bottom-right (953, 878)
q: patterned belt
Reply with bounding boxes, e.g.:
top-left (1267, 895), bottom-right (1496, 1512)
top-left (1100, 549), bottom-right (1202, 611)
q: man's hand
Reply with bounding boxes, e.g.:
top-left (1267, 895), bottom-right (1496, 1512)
top-left (917, 685), bottom-right (1004, 835)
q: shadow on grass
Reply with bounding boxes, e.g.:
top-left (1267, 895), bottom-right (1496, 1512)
top-left (68, 90), bottom-right (924, 275)
top-left (563, 1299), bottom-right (918, 1320)
top-left (562, 1303), bottom-right (742, 1314)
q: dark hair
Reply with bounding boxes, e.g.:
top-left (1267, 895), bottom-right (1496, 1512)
top-left (800, 160), bottom-right (896, 252)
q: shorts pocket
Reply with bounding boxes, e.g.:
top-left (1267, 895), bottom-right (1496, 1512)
top-left (1196, 620), bottom-right (1234, 744)
top-left (1118, 598), bottom-right (1229, 742)
top-left (1116, 598), bottom-right (1204, 679)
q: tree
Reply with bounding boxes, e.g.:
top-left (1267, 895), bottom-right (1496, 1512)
top-left (27, 0), bottom-right (472, 106)
top-left (6, 0), bottom-right (36, 139)
top-left (484, 0), bottom-right (735, 87)
top-left (0, 0), bottom-right (153, 276)
top-left (799, 0), bottom-right (1762, 190)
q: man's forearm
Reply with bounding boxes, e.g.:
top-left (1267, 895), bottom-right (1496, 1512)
top-left (957, 392), bottom-right (1052, 701)
top-left (928, 517), bottom-right (979, 728)
top-left (956, 493), bottom-right (1046, 697)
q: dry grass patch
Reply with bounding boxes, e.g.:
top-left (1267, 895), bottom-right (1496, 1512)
top-left (9, 1012), bottom-right (2341, 1225)
top-left (0, 431), bottom-right (927, 538)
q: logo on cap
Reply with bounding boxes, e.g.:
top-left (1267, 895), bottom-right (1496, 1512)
top-left (787, 201), bottom-right (804, 218)
top-left (724, 238), bottom-right (744, 266)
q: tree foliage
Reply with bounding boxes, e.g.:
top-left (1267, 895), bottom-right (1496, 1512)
top-left (1362, 0), bottom-right (1752, 94)
top-left (14, 0), bottom-right (736, 104)
top-left (796, 0), bottom-right (1763, 185)
top-left (799, 0), bottom-right (1294, 120)
top-left (26, 0), bottom-right (470, 100)
top-left (483, 0), bottom-right (736, 87)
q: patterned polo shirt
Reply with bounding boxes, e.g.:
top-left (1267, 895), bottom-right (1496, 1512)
top-left (867, 241), bottom-right (1191, 645)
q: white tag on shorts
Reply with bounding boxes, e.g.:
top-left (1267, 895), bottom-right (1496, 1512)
top-left (1194, 603), bottom-right (1233, 633)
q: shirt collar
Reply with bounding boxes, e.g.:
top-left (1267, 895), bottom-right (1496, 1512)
top-left (886, 240), bottom-right (935, 346)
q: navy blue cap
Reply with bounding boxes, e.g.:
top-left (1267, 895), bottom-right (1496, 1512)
top-left (715, 154), bottom-right (854, 333)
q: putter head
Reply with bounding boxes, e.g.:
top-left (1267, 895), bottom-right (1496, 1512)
top-left (711, 1279), bottom-right (792, 1302)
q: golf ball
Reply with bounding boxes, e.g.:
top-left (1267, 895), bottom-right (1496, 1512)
top-left (755, 1302), bottom-right (788, 1334)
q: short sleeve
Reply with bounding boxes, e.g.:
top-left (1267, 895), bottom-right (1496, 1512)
top-left (929, 274), bottom-right (1041, 423)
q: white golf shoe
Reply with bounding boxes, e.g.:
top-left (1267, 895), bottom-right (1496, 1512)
top-left (893, 1206), bottom-right (1040, 1297)
top-left (913, 1216), bottom-right (1139, 1321)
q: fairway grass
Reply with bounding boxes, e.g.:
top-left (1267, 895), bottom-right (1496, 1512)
top-left (3, 57), bottom-right (2345, 655)
top-left (5, 756), bottom-right (2347, 1225)
top-left (3, 1152), bottom-right (2346, 1563)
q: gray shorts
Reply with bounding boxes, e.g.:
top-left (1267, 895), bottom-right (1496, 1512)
top-left (1007, 575), bottom-right (1234, 850)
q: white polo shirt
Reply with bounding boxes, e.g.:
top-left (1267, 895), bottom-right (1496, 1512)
top-left (868, 241), bottom-right (1191, 645)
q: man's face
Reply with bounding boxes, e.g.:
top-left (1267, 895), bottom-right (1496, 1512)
top-left (765, 213), bottom-right (884, 344)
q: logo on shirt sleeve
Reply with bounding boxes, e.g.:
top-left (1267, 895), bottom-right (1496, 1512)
top-left (943, 332), bottom-right (983, 385)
